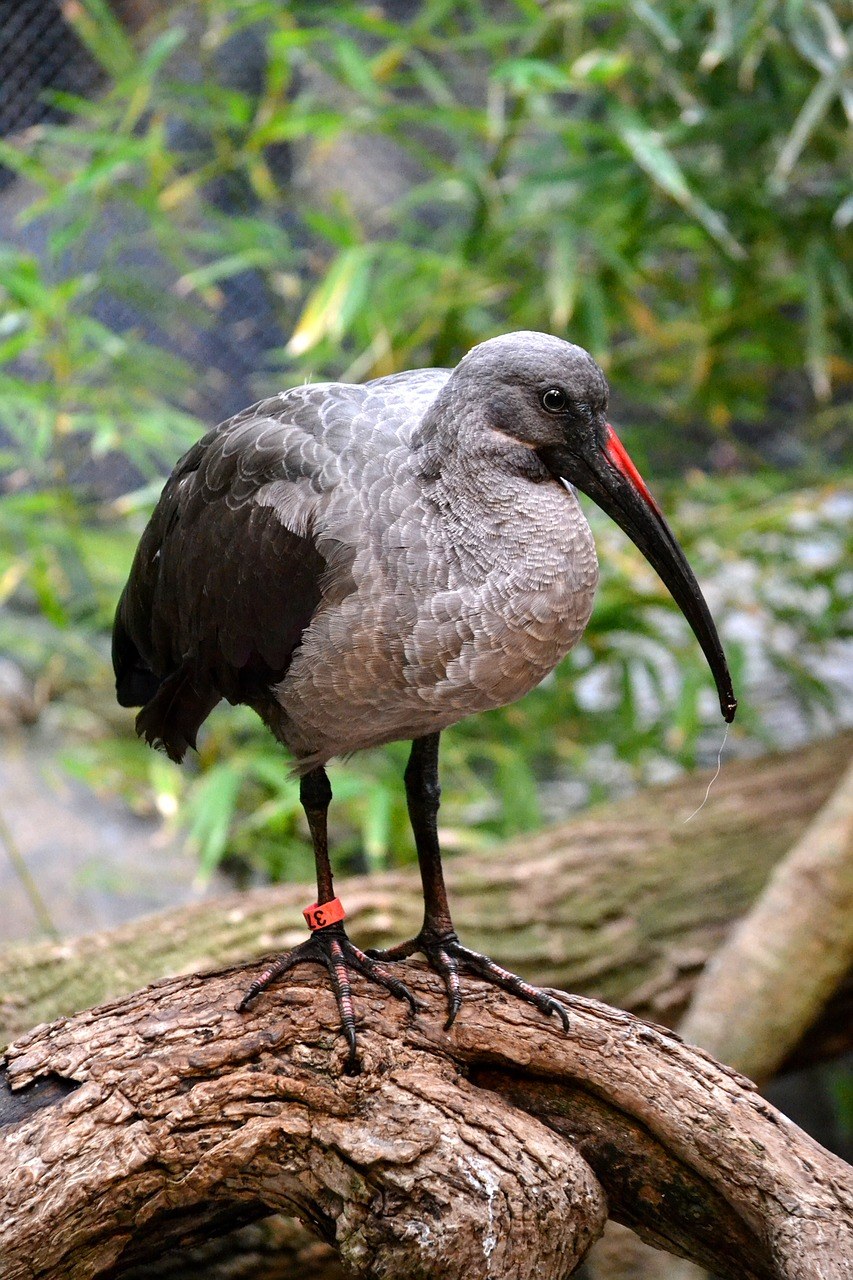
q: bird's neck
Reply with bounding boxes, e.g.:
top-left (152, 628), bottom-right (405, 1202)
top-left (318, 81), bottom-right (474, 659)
top-left (413, 448), bottom-right (591, 591)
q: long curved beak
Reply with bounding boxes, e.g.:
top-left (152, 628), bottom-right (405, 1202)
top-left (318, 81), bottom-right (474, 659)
top-left (544, 425), bottom-right (737, 723)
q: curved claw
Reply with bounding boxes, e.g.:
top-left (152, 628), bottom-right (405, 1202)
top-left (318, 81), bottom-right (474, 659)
top-left (433, 948), bottom-right (462, 1030)
top-left (371, 930), bottom-right (570, 1033)
top-left (346, 942), bottom-right (421, 1013)
top-left (237, 950), bottom-right (301, 1012)
top-left (447, 940), bottom-right (571, 1033)
top-left (237, 923), bottom-right (419, 1068)
top-left (325, 936), bottom-right (358, 1068)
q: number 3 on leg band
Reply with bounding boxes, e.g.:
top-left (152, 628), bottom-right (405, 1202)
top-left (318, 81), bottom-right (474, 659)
top-left (303, 897), bottom-right (346, 930)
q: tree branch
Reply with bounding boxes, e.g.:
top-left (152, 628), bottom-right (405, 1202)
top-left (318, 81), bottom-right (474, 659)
top-left (2, 964), bottom-right (852, 1280)
top-left (679, 757), bottom-right (853, 1082)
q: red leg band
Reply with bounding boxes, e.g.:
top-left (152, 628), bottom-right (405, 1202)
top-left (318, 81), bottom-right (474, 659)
top-left (303, 897), bottom-right (346, 931)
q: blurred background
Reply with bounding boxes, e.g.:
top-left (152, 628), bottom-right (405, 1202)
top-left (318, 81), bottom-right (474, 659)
top-left (1, 0), bottom-right (849, 908)
top-left (0, 0), bottom-right (850, 1260)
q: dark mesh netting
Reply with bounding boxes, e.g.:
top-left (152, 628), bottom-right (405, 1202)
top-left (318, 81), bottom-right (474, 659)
top-left (0, 0), bottom-right (101, 189)
top-left (0, 2), bottom-right (293, 424)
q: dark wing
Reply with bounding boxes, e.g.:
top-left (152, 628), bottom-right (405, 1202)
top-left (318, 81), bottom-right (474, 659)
top-left (112, 389), bottom-right (355, 762)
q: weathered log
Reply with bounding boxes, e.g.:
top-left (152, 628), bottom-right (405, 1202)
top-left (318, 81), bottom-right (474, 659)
top-left (2, 964), bottom-right (851, 1280)
top-left (680, 757), bottom-right (853, 1081)
top-left (600, 755), bottom-right (853, 1280)
top-left (2, 733), bottom-right (850, 1057)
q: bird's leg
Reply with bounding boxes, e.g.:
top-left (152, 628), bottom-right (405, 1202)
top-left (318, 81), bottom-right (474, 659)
top-left (405, 732), bottom-right (455, 937)
top-left (368, 733), bottom-right (570, 1033)
top-left (237, 765), bottom-right (417, 1069)
top-left (303, 763), bottom-right (336, 903)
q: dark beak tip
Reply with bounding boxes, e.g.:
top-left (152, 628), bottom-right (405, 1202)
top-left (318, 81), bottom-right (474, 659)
top-left (722, 695), bottom-right (738, 723)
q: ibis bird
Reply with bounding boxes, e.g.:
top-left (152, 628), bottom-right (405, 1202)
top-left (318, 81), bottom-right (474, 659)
top-left (113, 331), bottom-right (736, 1063)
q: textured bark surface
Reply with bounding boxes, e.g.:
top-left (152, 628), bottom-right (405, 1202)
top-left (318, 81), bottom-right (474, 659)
top-left (680, 757), bottom-right (853, 1081)
top-left (2, 963), bottom-right (852, 1280)
top-left (2, 733), bottom-right (850, 1054)
top-left (609, 754), bottom-right (853, 1280)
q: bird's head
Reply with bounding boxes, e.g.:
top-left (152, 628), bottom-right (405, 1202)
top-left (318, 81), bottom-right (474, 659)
top-left (453, 331), bottom-right (737, 723)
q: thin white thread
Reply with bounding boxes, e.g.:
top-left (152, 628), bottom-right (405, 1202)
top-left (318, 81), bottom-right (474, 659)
top-left (683, 724), bottom-right (729, 823)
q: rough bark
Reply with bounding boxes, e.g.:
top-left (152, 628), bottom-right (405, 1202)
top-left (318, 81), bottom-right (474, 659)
top-left (2, 733), bottom-right (851, 1056)
top-left (612, 751), bottom-right (853, 1280)
top-left (2, 964), bottom-right (851, 1280)
top-left (582, 756), bottom-right (853, 1280)
top-left (584, 757), bottom-right (853, 1280)
top-left (679, 757), bottom-right (853, 1082)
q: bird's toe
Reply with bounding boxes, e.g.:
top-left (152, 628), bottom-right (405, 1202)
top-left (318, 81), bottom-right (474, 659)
top-left (238, 924), bottom-right (423, 1069)
top-left (443, 939), bottom-right (571, 1033)
top-left (346, 942), bottom-right (422, 1013)
top-left (362, 929), bottom-right (570, 1034)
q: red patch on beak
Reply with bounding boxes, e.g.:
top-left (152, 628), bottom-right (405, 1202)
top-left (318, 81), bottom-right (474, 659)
top-left (603, 424), bottom-right (660, 513)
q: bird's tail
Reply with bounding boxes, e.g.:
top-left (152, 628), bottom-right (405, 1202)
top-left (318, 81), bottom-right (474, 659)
top-left (134, 663), bottom-right (220, 764)
top-left (112, 597), bottom-right (161, 709)
top-left (113, 596), bottom-right (219, 763)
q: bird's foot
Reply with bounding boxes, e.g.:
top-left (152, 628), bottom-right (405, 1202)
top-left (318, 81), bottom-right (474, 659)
top-left (237, 922), bottom-right (418, 1072)
top-left (367, 928), bottom-right (570, 1033)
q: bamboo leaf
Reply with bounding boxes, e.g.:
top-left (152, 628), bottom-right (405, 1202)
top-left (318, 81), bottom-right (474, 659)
top-left (804, 242), bottom-right (831, 401)
top-left (613, 107), bottom-right (746, 260)
top-left (186, 765), bottom-right (243, 880)
top-left (287, 247), bottom-right (373, 356)
top-left (771, 63), bottom-right (849, 189)
top-left (66, 0), bottom-right (137, 78)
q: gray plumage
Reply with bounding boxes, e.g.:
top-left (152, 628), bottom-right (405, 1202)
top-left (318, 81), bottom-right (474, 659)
top-left (114, 329), bottom-right (736, 1057)
top-left (114, 332), bottom-right (603, 770)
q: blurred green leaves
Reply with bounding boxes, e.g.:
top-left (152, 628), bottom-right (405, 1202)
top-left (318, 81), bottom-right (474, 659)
top-left (1, 0), bottom-right (848, 409)
top-left (612, 106), bottom-right (746, 261)
top-left (0, 0), bottom-right (850, 882)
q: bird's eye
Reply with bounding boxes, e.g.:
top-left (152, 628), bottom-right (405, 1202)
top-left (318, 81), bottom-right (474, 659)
top-left (541, 388), bottom-right (567, 413)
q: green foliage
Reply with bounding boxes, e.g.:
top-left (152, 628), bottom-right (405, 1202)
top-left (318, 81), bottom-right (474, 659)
top-left (1, 0), bottom-right (850, 879)
top-left (2, 1), bottom-right (850, 416)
